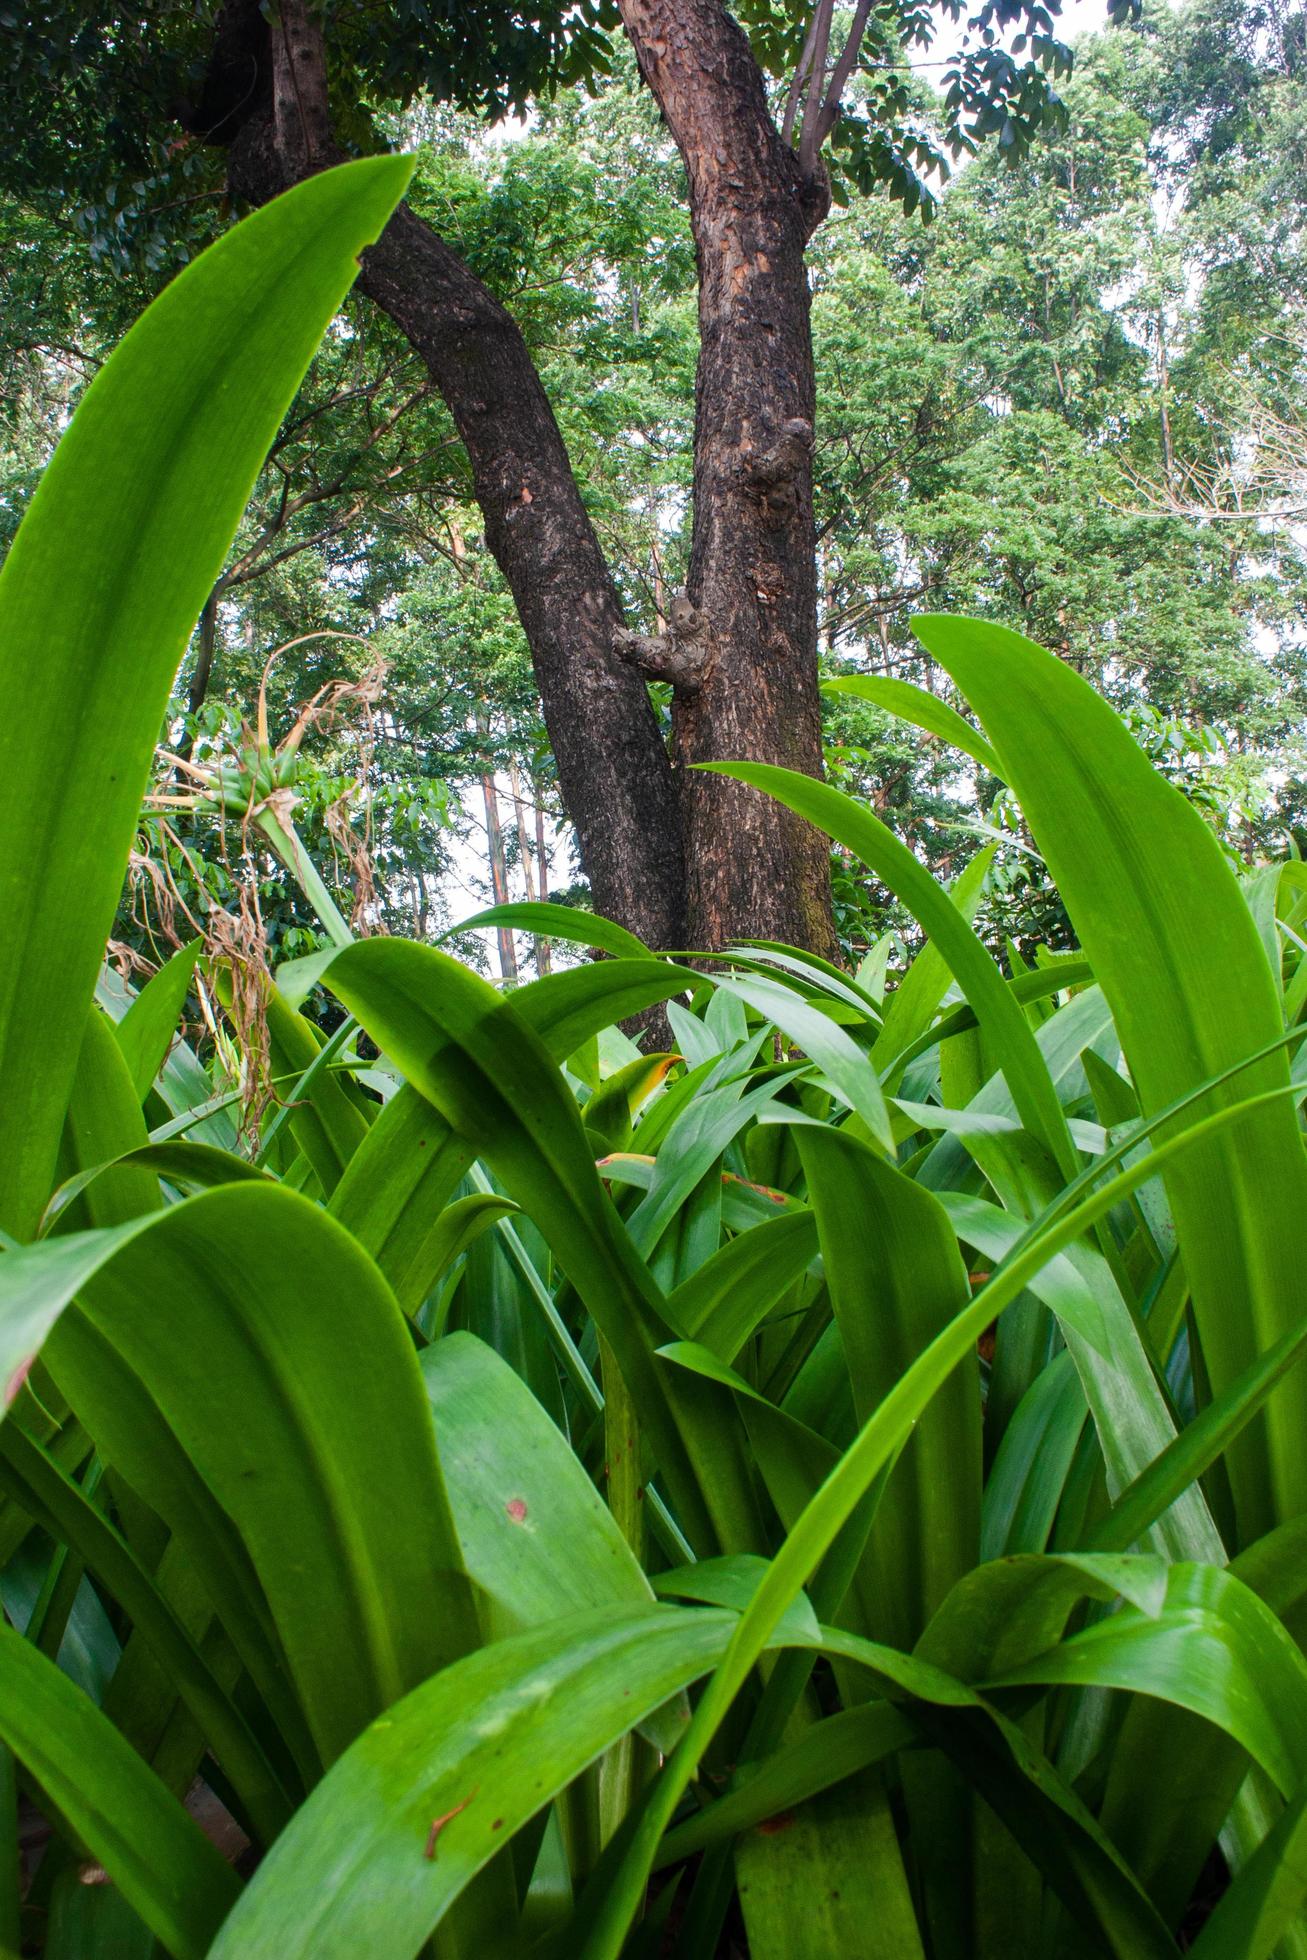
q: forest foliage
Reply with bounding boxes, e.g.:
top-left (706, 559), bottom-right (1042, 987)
top-left (2, 0), bottom-right (1304, 974)
top-left (2, 4), bottom-right (1307, 1955)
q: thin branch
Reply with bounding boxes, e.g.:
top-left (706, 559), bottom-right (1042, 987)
top-left (797, 0), bottom-right (837, 181)
top-left (816, 0), bottom-right (877, 149)
top-left (782, 6), bottom-right (826, 148)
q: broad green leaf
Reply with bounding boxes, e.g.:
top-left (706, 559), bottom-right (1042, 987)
top-left (0, 1622), bottom-right (240, 1959)
top-left (206, 1603), bottom-right (744, 1959)
top-left (822, 674), bottom-right (1003, 779)
top-left (723, 941), bottom-right (884, 1021)
top-left (734, 1774), bottom-right (924, 1960)
top-left (982, 1351), bottom-right (1087, 1556)
top-left (626, 1073), bottom-right (791, 1265)
top-left (418, 1193), bottom-right (521, 1296)
top-left (941, 1189), bottom-right (1223, 1563)
top-left (322, 938), bottom-right (766, 1558)
top-left (329, 1086), bottom-right (476, 1311)
top-left (326, 960), bottom-right (687, 1312)
top-left (43, 1139), bottom-right (274, 1234)
top-left (4, 1185), bottom-right (477, 1768)
top-left (421, 1333), bottom-right (660, 1635)
top-left (986, 1561), bottom-right (1307, 1798)
top-left (0, 156), bottom-right (413, 1240)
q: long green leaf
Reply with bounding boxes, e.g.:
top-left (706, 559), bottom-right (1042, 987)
top-left (575, 1086), bottom-right (1298, 1954)
top-left (3, 1185), bottom-right (478, 1767)
top-left (206, 1604), bottom-right (742, 1959)
top-left (0, 156), bottom-right (413, 1239)
top-left (823, 674), bottom-right (1003, 779)
top-left (914, 613), bottom-right (1307, 1536)
top-left (0, 1623), bottom-right (240, 1959)
top-left (700, 762), bottom-right (1076, 1178)
top-left (322, 938), bottom-right (760, 1558)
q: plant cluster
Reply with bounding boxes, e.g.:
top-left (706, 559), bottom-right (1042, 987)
top-left (4, 157), bottom-right (1307, 1960)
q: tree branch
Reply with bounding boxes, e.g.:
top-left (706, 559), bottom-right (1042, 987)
top-left (796, 0), bottom-right (836, 182)
top-left (815, 0), bottom-right (877, 149)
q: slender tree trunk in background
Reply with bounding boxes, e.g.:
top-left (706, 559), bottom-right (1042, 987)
top-left (185, 583), bottom-right (221, 730)
top-left (479, 765), bottom-right (518, 984)
top-left (1157, 309), bottom-right (1176, 492)
top-left (205, 0), bottom-right (838, 962)
top-left (617, 0), bottom-right (837, 956)
top-left (508, 755), bottom-right (550, 977)
top-left (532, 790), bottom-right (553, 975)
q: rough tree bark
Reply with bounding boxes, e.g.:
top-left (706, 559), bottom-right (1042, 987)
top-left (213, 0), bottom-right (685, 956)
top-left (198, 0), bottom-right (839, 959)
top-left (617, 0), bottom-right (838, 957)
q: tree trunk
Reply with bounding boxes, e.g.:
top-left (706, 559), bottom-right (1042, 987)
top-left (220, 0), bottom-right (685, 956)
top-left (204, 0), bottom-right (837, 962)
top-left (508, 754), bottom-right (550, 977)
top-left (532, 786), bottom-right (554, 976)
top-left (478, 747), bottom-right (518, 983)
top-left (353, 203), bottom-right (688, 953)
top-left (618, 0), bottom-right (838, 957)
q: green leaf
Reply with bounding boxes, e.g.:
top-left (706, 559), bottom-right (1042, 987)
top-left (443, 902), bottom-right (653, 961)
top-left (322, 938), bottom-right (759, 1557)
top-left (822, 674), bottom-right (1003, 779)
top-left (985, 1560), bottom-right (1307, 1798)
top-left (794, 1125), bottom-right (980, 1651)
top-left (734, 1776), bottom-right (924, 1960)
top-left (206, 1604), bottom-right (743, 1960)
top-left (1187, 1779), bottom-right (1307, 1960)
top-left (873, 846), bottom-right (994, 1077)
top-left (43, 1138), bottom-right (274, 1234)
top-left (0, 156), bottom-right (413, 1240)
top-left (326, 960), bottom-right (687, 1314)
top-left (0, 1622), bottom-right (240, 1959)
top-left (421, 1333), bottom-right (660, 1637)
top-left (699, 762), bottom-right (1076, 1178)
top-left (584, 1054), bottom-right (680, 1153)
top-left (4, 1185), bottom-right (477, 1769)
top-left (914, 613), bottom-right (1307, 1538)
top-left (666, 1209), bottom-right (818, 1359)
top-left (707, 971), bottom-right (894, 1151)
top-left (112, 940), bottom-right (202, 1102)
top-left (653, 1703), bottom-right (915, 1865)
top-left (0, 1416), bottom-right (291, 1843)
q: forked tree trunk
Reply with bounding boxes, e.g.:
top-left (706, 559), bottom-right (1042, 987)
top-left (207, 0), bottom-right (837, 961)
top-left (618, 0), bottom-right (837, 958)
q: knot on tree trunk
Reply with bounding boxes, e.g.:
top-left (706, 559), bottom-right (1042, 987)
top-left (741, 417), bottom-right (813, 487)
top-left (613, 591), bottom-right (712, 694)
top-left (738, 417), bottom-right (813, 527)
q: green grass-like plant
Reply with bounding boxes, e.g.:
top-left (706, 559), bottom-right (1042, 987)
top-left (3, 162), bottom-right (1307, 1960)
